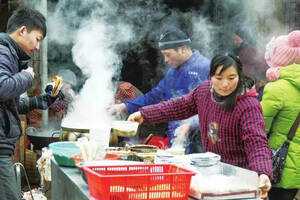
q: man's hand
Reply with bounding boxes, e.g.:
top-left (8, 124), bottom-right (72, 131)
top-left (106, 103), bottom-right (127, 115)
top-left (22, 67), bottom-right (34, 78)
top-left (127, 111), bottom-right (144, 124)
top-left (45, 82), bottom-right (55, 94)
top-left (259, 174), bottom-right (271, 199)
top-left (41, 90), bottom-right (65, 109)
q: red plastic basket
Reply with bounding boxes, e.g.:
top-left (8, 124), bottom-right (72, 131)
top-left (81, 164), bottom-right (196, 200)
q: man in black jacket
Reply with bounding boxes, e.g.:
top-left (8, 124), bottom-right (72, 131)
top-left (0, 7), bottom-right (60, 199)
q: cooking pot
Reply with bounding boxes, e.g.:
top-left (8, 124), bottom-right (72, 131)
top-left (60, 124), bottom-right (90, 141)
top-left (61, 120), bottom-right (138, 137)
top-left (60, 124), bottom-right (118, 146)
top-left (26, 127), bottom-right (60, 150)
top-left (60, 120), bottom-right (139, 146)
top-left (26, 126), bottom-right (88, 150)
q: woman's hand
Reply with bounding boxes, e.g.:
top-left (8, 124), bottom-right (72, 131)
top-left (127, 111), bottom-right (144, 124)
top-left (259, 174), bottom-right (271, 199)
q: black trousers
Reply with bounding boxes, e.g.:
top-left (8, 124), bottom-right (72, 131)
top-left (268, 187), bottom-right (298, 200)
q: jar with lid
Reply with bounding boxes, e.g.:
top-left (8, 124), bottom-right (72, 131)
top-left (190, 152), bottom-right (221, 176)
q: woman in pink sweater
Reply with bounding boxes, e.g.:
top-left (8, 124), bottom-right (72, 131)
top-left (128, 54), bottom-right (272, 198)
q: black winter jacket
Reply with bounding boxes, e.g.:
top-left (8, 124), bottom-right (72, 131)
top-left (0, 33), bottom-right (49, 155)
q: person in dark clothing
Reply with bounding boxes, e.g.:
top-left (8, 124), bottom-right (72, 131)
top-left (0, 7), bottom-right (61, 199)
top-left (232, 29), bottom-right (268, 101)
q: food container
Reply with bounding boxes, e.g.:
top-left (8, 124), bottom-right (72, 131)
top-left (155, 152), bottom-right (191, 169)
top-left (111, 120), bottom-right (139, 137)
top-left (105, 147), bottom-right (130, 152)
top-left (49, 141), bottom-right (81, 167)
top-left (154, 154), bottom-right (175, 164)
top-left (129, 144), bottom-right (158, 153)
top-left (190, 152), bottom-right (221, 176)
top-left (189, 162), bottom-right (260, 200)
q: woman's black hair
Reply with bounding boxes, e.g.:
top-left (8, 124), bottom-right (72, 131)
top-left (210, 54), bottom-right (254, 111)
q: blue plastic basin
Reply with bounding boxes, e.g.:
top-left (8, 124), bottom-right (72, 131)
top-left (49, 141), bottom-right (81, 167)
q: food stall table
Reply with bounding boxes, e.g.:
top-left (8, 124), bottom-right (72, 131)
top-left (51, 159), bottom-right (89, 200)
top-left (51, 159), bottom-right (259, 200)
top-left (51, 159), bottom-right (198, 200)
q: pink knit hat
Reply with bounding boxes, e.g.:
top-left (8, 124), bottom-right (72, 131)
top-left (265, 30), bottom-right (300, 81)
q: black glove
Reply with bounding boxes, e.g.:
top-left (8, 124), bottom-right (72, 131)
top-left (45, 81), bottom-right (64, 97)
top-left (44, 81), bottom-right (65, 101)
top-left (56, 90), bottom-right (65, 100)
top-left (45, 82), bottom-right (55, 94)
top-left (28, 91), bottom-right (65, 110)
top-left (39, 91), bottom-right (64, 109)
top-left (44, 90), bottom-right (65, 104)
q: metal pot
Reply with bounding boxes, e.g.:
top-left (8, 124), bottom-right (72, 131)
top-left (26, 127), bottom-right (60, 150)
top-left (60, 124), bottom-right (119, 146)
top-left (61, 120), bottom-right (138, 137)
top-left (27, 126), bottom-right (90, 150)
top-left (59, 120), bottom-right (139, 147)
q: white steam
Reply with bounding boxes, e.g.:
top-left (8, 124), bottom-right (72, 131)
top-left (47, 14), bottom-right (75, 45)
top-left (62, 20), bottom-right (132, 128)
top-left (191, 16), bottom-right (217, 58)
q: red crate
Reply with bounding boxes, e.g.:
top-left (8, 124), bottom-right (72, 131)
top-left (81, 164), bottom-right (196, 200)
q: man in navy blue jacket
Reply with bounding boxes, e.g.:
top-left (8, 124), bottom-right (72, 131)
top-left (108, 26), bottom-right (210, 152)
top-left (0, 7), bottom-right (61, 199)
